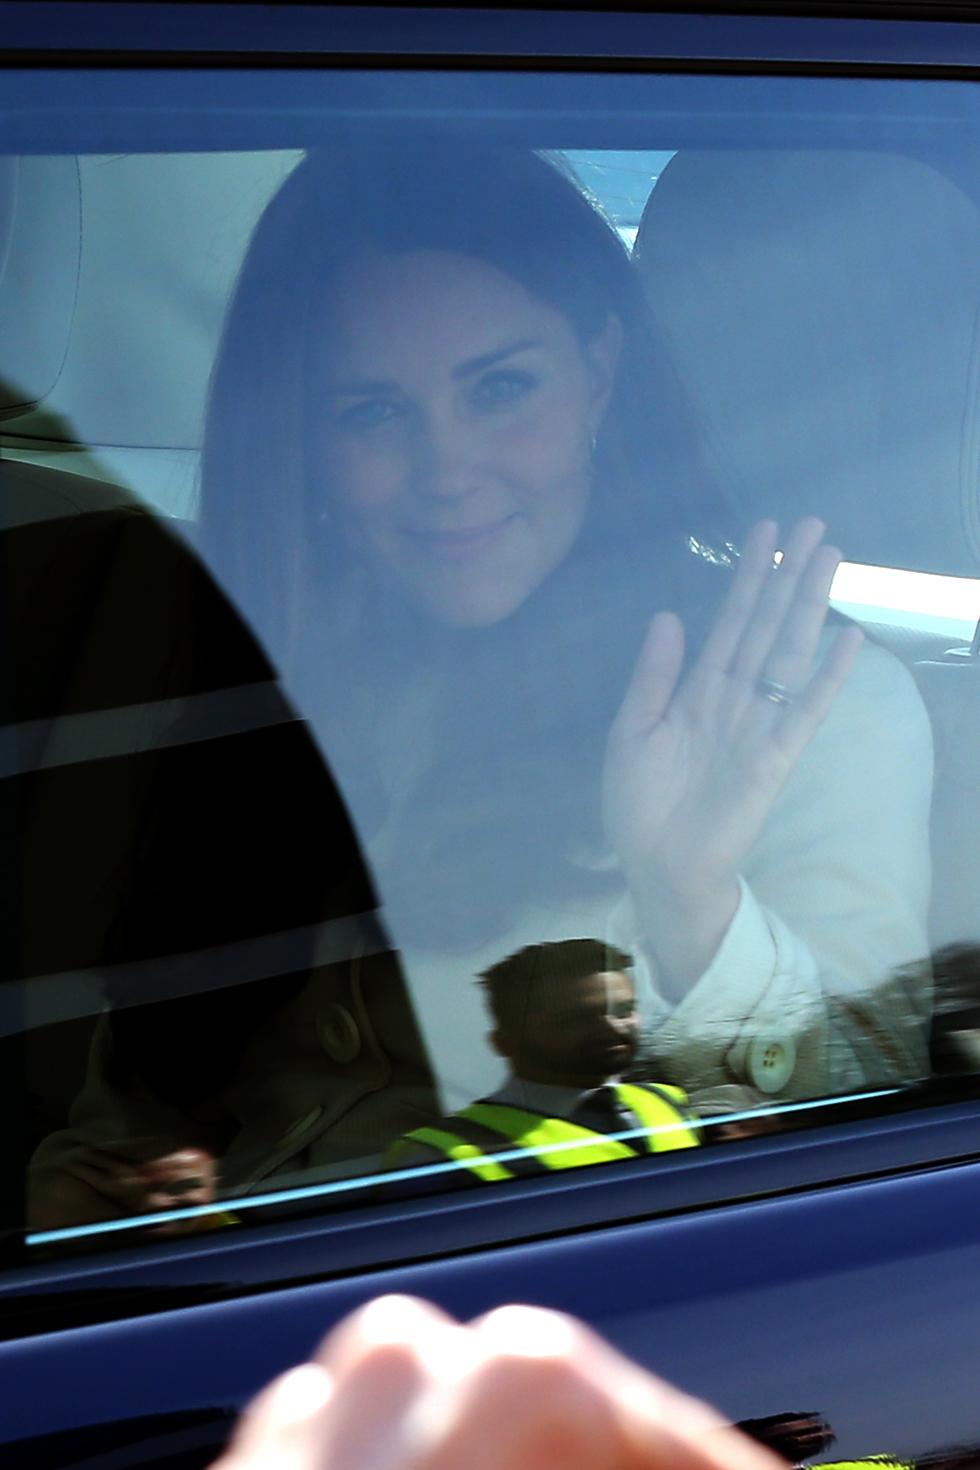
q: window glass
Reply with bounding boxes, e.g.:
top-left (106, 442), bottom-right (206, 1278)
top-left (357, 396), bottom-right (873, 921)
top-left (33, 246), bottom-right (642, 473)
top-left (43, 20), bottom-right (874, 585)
top-left (4, 68), bottom-right (980, 1258)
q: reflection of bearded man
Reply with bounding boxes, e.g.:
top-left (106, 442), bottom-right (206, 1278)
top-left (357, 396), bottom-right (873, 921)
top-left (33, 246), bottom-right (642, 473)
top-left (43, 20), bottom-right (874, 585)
top-left (479, 940), bottom-right (775, 1147)
top-left (484, 940), bottom-right (639, 1089)
top-left (385, 939), bottom-right (702, 1186)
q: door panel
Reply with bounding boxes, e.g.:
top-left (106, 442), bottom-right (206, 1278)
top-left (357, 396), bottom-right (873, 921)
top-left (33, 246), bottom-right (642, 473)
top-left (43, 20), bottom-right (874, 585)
top-left (3, 1159), bottom-right (978, 1468)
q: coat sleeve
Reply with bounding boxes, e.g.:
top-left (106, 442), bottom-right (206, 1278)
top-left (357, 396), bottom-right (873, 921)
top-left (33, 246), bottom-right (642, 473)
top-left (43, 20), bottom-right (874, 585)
top-left (618, 641), bottom-right (934, 1100)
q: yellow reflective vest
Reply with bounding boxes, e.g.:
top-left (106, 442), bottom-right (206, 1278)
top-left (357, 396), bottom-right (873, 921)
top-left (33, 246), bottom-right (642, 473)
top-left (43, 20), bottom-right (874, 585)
top-left (816, 1461), bottom-right (914, 1470)
top-left (387, 1082), bottom-right (701, 1183)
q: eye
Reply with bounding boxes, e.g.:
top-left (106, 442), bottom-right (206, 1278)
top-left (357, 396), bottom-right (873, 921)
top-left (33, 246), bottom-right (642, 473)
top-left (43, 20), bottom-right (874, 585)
top-left (471, 369), bottom-right (537, 410)
top-left (336, 397), bottom-right (404, 433)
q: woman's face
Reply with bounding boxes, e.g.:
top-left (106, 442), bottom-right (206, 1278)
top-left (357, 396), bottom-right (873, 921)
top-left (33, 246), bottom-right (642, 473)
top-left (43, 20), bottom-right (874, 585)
top-left (312, 249), bottom-right (620, 626)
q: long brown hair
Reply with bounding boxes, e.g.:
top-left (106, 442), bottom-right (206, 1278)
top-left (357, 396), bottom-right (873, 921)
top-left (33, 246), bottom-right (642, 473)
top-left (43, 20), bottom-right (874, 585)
top-left (200, 140), bottom-right (734, 946)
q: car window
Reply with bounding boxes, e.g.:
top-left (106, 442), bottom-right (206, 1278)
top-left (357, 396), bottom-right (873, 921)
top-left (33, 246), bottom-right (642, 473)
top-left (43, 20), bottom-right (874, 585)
top-left (5, 66), bottom-right (980, 1263)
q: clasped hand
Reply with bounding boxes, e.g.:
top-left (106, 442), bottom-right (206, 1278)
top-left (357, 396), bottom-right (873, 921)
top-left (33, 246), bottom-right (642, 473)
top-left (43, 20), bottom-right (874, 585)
top-left (214, 1295), bottom-right (782, 1470)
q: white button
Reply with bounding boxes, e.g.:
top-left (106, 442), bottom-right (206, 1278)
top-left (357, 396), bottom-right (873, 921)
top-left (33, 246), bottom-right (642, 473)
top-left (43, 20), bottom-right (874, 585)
top-left (318, 1003), bottom-right (362, 1063)
top-left (747, 1034), bottom-right (796, 1093)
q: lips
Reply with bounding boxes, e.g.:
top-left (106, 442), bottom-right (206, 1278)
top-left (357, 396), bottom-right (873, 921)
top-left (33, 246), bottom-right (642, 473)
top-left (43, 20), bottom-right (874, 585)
top-left (598, 1042), bottom-right (632, 1063)
top-left (400, 515), bottom-right (518, 559)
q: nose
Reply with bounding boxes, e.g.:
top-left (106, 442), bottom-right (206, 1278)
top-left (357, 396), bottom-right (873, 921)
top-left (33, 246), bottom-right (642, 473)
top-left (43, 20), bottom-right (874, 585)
top-left (413, 409), bottom-right (482, 501)
top-left (606, 1012), bottom-right (636, 1039)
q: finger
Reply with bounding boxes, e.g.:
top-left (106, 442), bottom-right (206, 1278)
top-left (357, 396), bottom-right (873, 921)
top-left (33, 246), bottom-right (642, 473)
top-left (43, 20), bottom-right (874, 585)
top-left (469, 1307), bottom-right (748, 1470)
top-left (774, 624), bottom-right (864, 759)
top-left (566, 1333), bottom-right (782, 1470)
top-left (312, 1296), bottom-right (475, 1470)
top-left (686, 520), bottom-right (779, 696)
top-left (758, 543), bottom-right (841, 694)
top-left (423, 1307), bottom-right (626, 1470)
top-left (144, 1149), bottom-right (217, 1196)
top-left (729, 517), bottom-right (827, 691)
top-left (624, 1406), bottom-right (786, 1470)
top-left (422, 1306), bottom-right (779, 1470)
top-left (216, 1362), bottom-right (333, 1469)
top-left (314, 1294), bottom-right (465, 1378)
top-left (615, 613), bottom-right (685, 738)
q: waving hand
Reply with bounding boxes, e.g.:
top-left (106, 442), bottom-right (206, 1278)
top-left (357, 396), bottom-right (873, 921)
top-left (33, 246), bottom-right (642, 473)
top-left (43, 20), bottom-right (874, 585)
top-left (602, 518), bottom-right (864, 994)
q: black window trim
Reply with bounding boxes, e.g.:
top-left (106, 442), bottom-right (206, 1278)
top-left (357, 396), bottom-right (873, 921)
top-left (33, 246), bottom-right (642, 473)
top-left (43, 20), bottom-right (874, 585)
top-left (7, 2), bottom-right (980, 75)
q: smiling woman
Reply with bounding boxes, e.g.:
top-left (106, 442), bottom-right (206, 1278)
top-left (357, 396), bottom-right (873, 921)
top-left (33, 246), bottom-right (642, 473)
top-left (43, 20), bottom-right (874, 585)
top-left (312, 248), bottom-right (617, 627)
top-left (27, 140), bottom-right (933, 1230)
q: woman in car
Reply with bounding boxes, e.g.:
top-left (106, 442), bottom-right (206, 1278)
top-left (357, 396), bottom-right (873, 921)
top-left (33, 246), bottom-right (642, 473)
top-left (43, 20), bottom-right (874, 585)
top-left (30, 143), bottom-right (932, 1227)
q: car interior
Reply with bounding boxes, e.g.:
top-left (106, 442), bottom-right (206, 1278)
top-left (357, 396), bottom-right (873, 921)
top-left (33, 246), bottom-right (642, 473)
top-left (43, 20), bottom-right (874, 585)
top-left (5, 125), bottom-right (980, 1241)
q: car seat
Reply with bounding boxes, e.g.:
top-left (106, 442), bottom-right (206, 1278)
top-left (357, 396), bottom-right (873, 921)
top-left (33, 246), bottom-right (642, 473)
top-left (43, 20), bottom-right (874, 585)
top-left (633, 147), bottom-right (980, 950)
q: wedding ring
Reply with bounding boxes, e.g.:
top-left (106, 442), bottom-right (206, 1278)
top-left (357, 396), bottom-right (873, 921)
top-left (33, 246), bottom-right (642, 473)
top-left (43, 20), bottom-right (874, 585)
top-left (757, 677), bottom-right (796, 706)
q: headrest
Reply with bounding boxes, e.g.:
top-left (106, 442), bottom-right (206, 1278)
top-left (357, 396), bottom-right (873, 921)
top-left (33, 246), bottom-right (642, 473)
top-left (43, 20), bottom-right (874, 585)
top-left (635, 150), bottom-right (980, 576)
top-left (2, 151), bottom-right (300, 455)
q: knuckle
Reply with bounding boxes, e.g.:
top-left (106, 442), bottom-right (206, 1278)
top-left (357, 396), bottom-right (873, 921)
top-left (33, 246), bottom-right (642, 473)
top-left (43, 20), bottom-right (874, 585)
top-left (362, 1335), bottom-right (432, 1379)
top-left (475, 1348), bottom-right (588, 1411)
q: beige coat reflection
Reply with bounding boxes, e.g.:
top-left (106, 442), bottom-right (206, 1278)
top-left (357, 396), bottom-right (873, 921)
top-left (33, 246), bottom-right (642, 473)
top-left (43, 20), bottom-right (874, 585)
top-left (30, 950), bottom-right (440, 1229)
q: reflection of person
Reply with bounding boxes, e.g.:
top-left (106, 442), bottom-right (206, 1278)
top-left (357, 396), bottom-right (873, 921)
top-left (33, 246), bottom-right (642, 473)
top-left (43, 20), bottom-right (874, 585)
top-left (200, 141), bottom-right (930, 1109)
top-left (736, 1410), bottom-right (973, 1470)
top-left (742, 1421), bottom-right (912, 1470)
top-left (211, 1294), bottom-right (782, 1470)
top-left (386, 941), bottom-right (701, 1183)
top-left (738, 1412), bottom-right (838, 1465)
top-left (926, 944), bottom-right (980, 1074)
top-left (18, 446), bottom-right (438, 1232)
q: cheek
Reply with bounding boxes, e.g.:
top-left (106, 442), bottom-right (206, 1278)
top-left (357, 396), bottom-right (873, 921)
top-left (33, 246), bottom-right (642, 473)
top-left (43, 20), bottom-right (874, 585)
top-left (325, 437), bottom-right (410, 518)
top-left (500, 383), bottom-right (592, 498)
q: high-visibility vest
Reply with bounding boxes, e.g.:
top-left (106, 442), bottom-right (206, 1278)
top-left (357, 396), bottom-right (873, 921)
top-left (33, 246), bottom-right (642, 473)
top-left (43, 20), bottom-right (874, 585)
top-left (816, 1460), bottom-right (914, 1470)
top-left (387, 1082), bottom-right (701, 1183)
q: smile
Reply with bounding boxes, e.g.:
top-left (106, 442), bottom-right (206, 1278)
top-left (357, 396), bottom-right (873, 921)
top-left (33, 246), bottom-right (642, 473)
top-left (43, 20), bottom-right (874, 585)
top-left (400, 516), bottom-right (518, 559)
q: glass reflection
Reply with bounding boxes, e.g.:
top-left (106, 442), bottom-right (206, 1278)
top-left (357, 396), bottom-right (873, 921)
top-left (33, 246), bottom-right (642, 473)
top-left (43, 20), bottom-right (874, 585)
top-left (387, 941), bottom-right (701, 1185)
top-left (200, 143), bottom-right (931, 1116)
top-left (14, 138), bottom-right (943, 1236)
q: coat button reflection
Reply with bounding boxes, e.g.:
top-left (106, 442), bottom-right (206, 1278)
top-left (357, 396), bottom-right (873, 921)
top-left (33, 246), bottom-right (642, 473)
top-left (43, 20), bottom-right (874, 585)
top-left (318, 1003), bottom-right (362, 1063)
top-left (747, 1034), bottom-right (795, 1093)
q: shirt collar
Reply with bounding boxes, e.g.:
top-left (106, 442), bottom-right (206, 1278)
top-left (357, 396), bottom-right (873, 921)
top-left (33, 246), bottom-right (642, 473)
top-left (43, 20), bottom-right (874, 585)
top-left (486, 1074), bottom-right (621, 1119)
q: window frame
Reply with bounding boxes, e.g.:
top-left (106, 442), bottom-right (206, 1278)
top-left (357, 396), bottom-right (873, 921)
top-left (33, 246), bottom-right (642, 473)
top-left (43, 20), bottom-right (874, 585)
top-left (5, 2), bottom-right (980, 1333)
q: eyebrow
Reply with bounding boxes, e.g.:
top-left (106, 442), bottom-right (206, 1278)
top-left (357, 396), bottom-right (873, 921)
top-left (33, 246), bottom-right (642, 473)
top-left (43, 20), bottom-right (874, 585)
top-left (324, 376), bottom-right (400, 398)
top-left (453, 338), bottom-right (543, 380)
top-left (324, 339), bottom-right (544, 398)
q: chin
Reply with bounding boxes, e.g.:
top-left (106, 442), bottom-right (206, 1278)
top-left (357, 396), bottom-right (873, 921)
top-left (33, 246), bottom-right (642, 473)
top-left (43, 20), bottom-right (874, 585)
top-left (415, 581), bottom-right (531, 627)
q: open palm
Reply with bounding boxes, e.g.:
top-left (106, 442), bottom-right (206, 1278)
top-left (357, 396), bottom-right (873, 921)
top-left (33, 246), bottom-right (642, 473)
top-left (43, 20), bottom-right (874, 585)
top-left (602, 518), bottom-right (864, 915)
